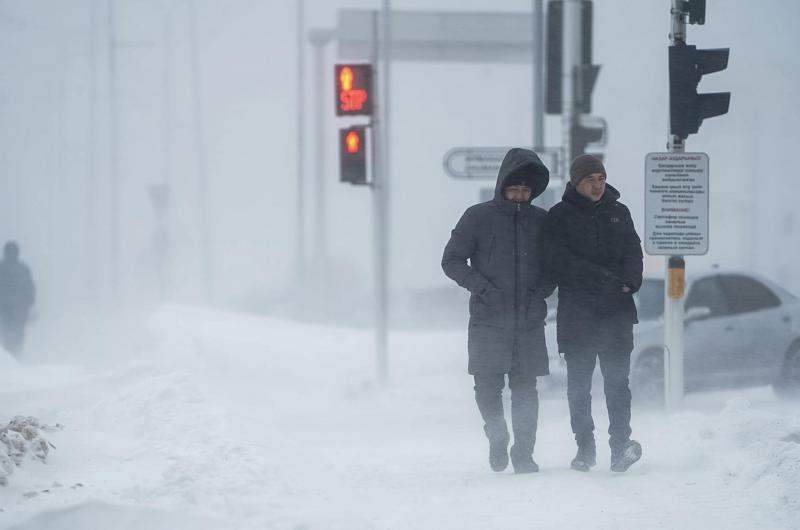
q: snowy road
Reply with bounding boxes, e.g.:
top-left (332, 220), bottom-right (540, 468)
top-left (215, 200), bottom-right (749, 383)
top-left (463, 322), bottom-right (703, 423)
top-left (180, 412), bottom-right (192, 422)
top-left (1, 306), bottom-right (799, 529)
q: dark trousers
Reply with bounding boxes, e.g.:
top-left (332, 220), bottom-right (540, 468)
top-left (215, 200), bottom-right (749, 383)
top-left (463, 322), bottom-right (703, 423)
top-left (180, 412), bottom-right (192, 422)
top-left (1, 315), bottom-right (26, 356)
top-left (565, 352), bottom-right (632, 451)
top-left (473, 360), bottom-right (539, 456)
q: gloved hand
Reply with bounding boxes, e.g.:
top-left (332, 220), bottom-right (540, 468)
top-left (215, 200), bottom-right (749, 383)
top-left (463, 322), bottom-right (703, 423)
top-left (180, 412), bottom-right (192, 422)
top-left (479, 286), bottom-right (503, 307)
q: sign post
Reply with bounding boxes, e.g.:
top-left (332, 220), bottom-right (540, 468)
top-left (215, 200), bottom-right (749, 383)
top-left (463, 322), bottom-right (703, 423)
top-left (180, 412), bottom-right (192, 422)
top-left (647, 0), bottom-right (730, 410)
top-left (644, 151), bottom-right (709, 409)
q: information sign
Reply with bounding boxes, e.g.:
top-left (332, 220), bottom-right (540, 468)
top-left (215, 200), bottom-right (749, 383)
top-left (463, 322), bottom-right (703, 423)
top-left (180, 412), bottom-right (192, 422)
top-left (644, 152), bottom-right (709, 255)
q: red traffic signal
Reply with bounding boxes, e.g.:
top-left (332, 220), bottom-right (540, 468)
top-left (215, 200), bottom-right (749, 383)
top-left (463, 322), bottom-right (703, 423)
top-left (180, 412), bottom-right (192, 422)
top-left (340, 126), bottom-right (368, 184)
top-left (345, 130), bottom-right (361, 153)
top-left (335, 64), bottom-right (373, 116)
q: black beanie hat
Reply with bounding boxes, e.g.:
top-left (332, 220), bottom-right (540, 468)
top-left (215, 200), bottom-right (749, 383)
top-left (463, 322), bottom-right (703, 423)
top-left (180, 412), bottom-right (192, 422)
top-left (569, 154), bottom-right (606, 186)
top-left (502, 170), bottom-right (533, 191)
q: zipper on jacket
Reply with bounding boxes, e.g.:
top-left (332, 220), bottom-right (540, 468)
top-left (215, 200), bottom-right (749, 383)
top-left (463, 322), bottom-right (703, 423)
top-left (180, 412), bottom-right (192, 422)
top-left (513, 202), bottom-right (521, 354)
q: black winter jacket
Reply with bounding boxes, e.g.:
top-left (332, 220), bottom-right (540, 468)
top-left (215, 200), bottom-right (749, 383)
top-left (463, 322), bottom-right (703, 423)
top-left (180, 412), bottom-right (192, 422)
top-left (442, 148), bottom-right (555, 375)
top-left (0, 258), bottom-right (35, 319)
top-left (545, 183), bottom-right (643, 355)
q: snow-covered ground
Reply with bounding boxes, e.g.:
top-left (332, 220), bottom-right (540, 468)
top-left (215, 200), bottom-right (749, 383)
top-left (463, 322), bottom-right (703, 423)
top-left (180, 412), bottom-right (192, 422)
top-left (1, 306), bottom-right (799, 529)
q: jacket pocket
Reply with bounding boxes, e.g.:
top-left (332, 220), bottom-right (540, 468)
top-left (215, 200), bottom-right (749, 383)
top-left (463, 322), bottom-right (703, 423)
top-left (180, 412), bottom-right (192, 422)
top-left (469, 290), bottom-right (505, 328)
top-left (594, 290), bottom-right (636, 321)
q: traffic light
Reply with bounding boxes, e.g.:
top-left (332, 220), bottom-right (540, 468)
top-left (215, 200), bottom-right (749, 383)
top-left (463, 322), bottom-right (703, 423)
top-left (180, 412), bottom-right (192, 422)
top-left (546, 0), bottom-right (595, 114)
top-left (339, 126), bottom-right (368, 185)
top-left (335, 64), bottom-right (373, 117)
top-left (669, 44), bottom-right (730, 140)
top-left (680, 0), bottom-right (706, 25)
top-left (570, 115), bottom-right (606, 160)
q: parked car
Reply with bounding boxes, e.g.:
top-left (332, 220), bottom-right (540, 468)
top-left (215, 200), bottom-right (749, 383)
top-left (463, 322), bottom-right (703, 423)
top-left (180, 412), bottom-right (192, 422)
top-left (543, 271), bottom-right (800, 403)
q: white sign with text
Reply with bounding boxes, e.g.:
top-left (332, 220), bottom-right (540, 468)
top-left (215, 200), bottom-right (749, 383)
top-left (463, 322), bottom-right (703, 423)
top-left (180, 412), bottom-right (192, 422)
top-left (644, 152), bottom-right (709, 255)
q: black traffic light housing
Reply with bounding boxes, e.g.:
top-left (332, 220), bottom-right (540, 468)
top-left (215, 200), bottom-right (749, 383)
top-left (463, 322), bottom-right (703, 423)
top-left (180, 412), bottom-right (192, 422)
top-left (669, 44), bottom-right (730, 140)
top-left (339, 126), bottom-right (368, 185)
top-left (570, 115), bottom-right (606, 160)
top-left (546, 0), bottom-right (596, 114)
top-left (678, 0), bottom-right (706, 25)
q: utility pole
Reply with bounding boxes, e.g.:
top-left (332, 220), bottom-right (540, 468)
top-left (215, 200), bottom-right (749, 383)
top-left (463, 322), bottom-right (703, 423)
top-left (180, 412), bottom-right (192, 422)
top-left (296, 0), bottom-right (307, 280)
top-left (312, 31), bottom-right (329, 268)
top-left (107, 0), bottom-right (120, 304)
top-left (309, 27), bottom-right (336, 320)
top-left (87, 0), bottom-right (99, 301)
top-left (372, 3), bottom-right (391, 384)
top-left (188, 0), bottom-right (214, 301)
top-left (154, 7), bottom-right (174, 300)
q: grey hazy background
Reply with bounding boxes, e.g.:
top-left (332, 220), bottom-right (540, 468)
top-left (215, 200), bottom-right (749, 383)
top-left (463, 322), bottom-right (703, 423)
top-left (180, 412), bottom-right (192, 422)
top-left (1, 0), bottom-right (798, 340)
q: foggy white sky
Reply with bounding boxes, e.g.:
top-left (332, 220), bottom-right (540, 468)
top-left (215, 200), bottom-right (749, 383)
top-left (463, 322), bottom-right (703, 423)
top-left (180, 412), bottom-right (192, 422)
top-left (1, 0), bottom-right (798, 317)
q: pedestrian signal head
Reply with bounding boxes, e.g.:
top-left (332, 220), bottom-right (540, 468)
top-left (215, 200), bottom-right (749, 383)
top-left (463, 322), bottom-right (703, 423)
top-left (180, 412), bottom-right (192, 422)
top-left (339, 126), bottom-right (368, 185)
top-left (335, 64), bottom-right (373, 116)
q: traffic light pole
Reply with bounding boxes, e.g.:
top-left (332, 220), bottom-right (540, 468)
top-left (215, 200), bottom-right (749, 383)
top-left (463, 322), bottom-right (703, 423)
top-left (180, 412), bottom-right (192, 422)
top-left (370, 7), bottom-right (390, 384)
top-left (560, 0), bottom-right (582, 181)
top-left (664, 0), bottom-right (687, 410)
top-left (296, 0), bottom-right (307, 283)
top-left (108, 0), bottom-right (120, 303)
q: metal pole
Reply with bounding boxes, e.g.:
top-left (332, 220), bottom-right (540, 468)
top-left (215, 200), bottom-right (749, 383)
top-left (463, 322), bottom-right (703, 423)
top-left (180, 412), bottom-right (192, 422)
top-left (312, 37), bottom-right (328, 265)
top-left (189, 0), bottom-right (214, 301)
top-left (561, 0), bottom-right (581, 182)
top-left (665, 0), bottom-right (687, 410)
top-left (107, 0), bottom-right (120, 303)
top-left (158, 9), bottom-right (173, 300)
top-left (87, 0), bottom-right (99, 300)
top-left (371, 4), bottom-right (390, 384)
top-left (296, 0), bottom-right (307, 280)
top-left (532, 0), bottom-right (544, 151)
top-left (308, 28), bottom-right (333, 311)
top-left (747, 108), bottom-right (758, 270)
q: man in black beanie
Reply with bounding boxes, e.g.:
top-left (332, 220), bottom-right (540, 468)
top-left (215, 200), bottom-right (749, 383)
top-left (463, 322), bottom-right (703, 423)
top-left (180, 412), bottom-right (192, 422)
top-left (442, 148), bottom-right (554, 473)
top-left (544, 154), bottom-right (644, 472)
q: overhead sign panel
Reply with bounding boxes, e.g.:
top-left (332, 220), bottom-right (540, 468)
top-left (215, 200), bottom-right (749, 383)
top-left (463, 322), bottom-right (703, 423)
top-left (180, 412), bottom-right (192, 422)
top-left (644, 152), bottom-right (709, 255)
top-left (337, 10), bottom-right (535, 63)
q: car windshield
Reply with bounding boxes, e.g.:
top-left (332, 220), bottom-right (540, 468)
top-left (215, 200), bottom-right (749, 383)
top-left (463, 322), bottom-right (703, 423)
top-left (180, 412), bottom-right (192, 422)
top-left (633, 279), bottom-right (665, 321)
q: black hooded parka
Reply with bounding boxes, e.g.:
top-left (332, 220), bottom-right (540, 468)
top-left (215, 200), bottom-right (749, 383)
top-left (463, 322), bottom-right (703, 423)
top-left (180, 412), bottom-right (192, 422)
top-left (545, 183), bottom-right (643, 355)
top-left (0, 245), bottom-right (35, 320)
top-left (442, 148), bottom-right (554, 375)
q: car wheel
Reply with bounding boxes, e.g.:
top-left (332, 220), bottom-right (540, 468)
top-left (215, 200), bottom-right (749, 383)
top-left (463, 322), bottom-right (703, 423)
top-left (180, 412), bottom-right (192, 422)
top-left (773, 342), bottom-right (800, 399)
top-left (631, 350), bottom-right (665, 407)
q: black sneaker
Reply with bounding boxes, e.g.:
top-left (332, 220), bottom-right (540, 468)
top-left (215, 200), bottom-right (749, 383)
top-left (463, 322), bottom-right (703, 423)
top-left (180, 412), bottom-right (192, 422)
top-left (489, 438), bottom-right (509, 472)
top-left (610, 440), bottom-right (642, 472)
top-left (510, 445), bottom-right (539, 474)
top-left (570, 443), bottom-right (597, 472)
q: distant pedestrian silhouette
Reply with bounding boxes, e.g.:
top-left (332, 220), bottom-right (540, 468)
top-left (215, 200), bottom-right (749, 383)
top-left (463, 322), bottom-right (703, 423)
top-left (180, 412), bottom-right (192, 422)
top-left (0, 242), bottom-right (36, 356)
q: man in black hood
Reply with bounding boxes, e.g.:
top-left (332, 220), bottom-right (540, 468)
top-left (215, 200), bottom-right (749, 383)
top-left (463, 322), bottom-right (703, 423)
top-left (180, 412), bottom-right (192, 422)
top-left (545, 155), bottom-right (643, 473)
top-left (442, 148), bottom-right (554, 473)
top-left (0, 241), bottom-right (36, 356)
